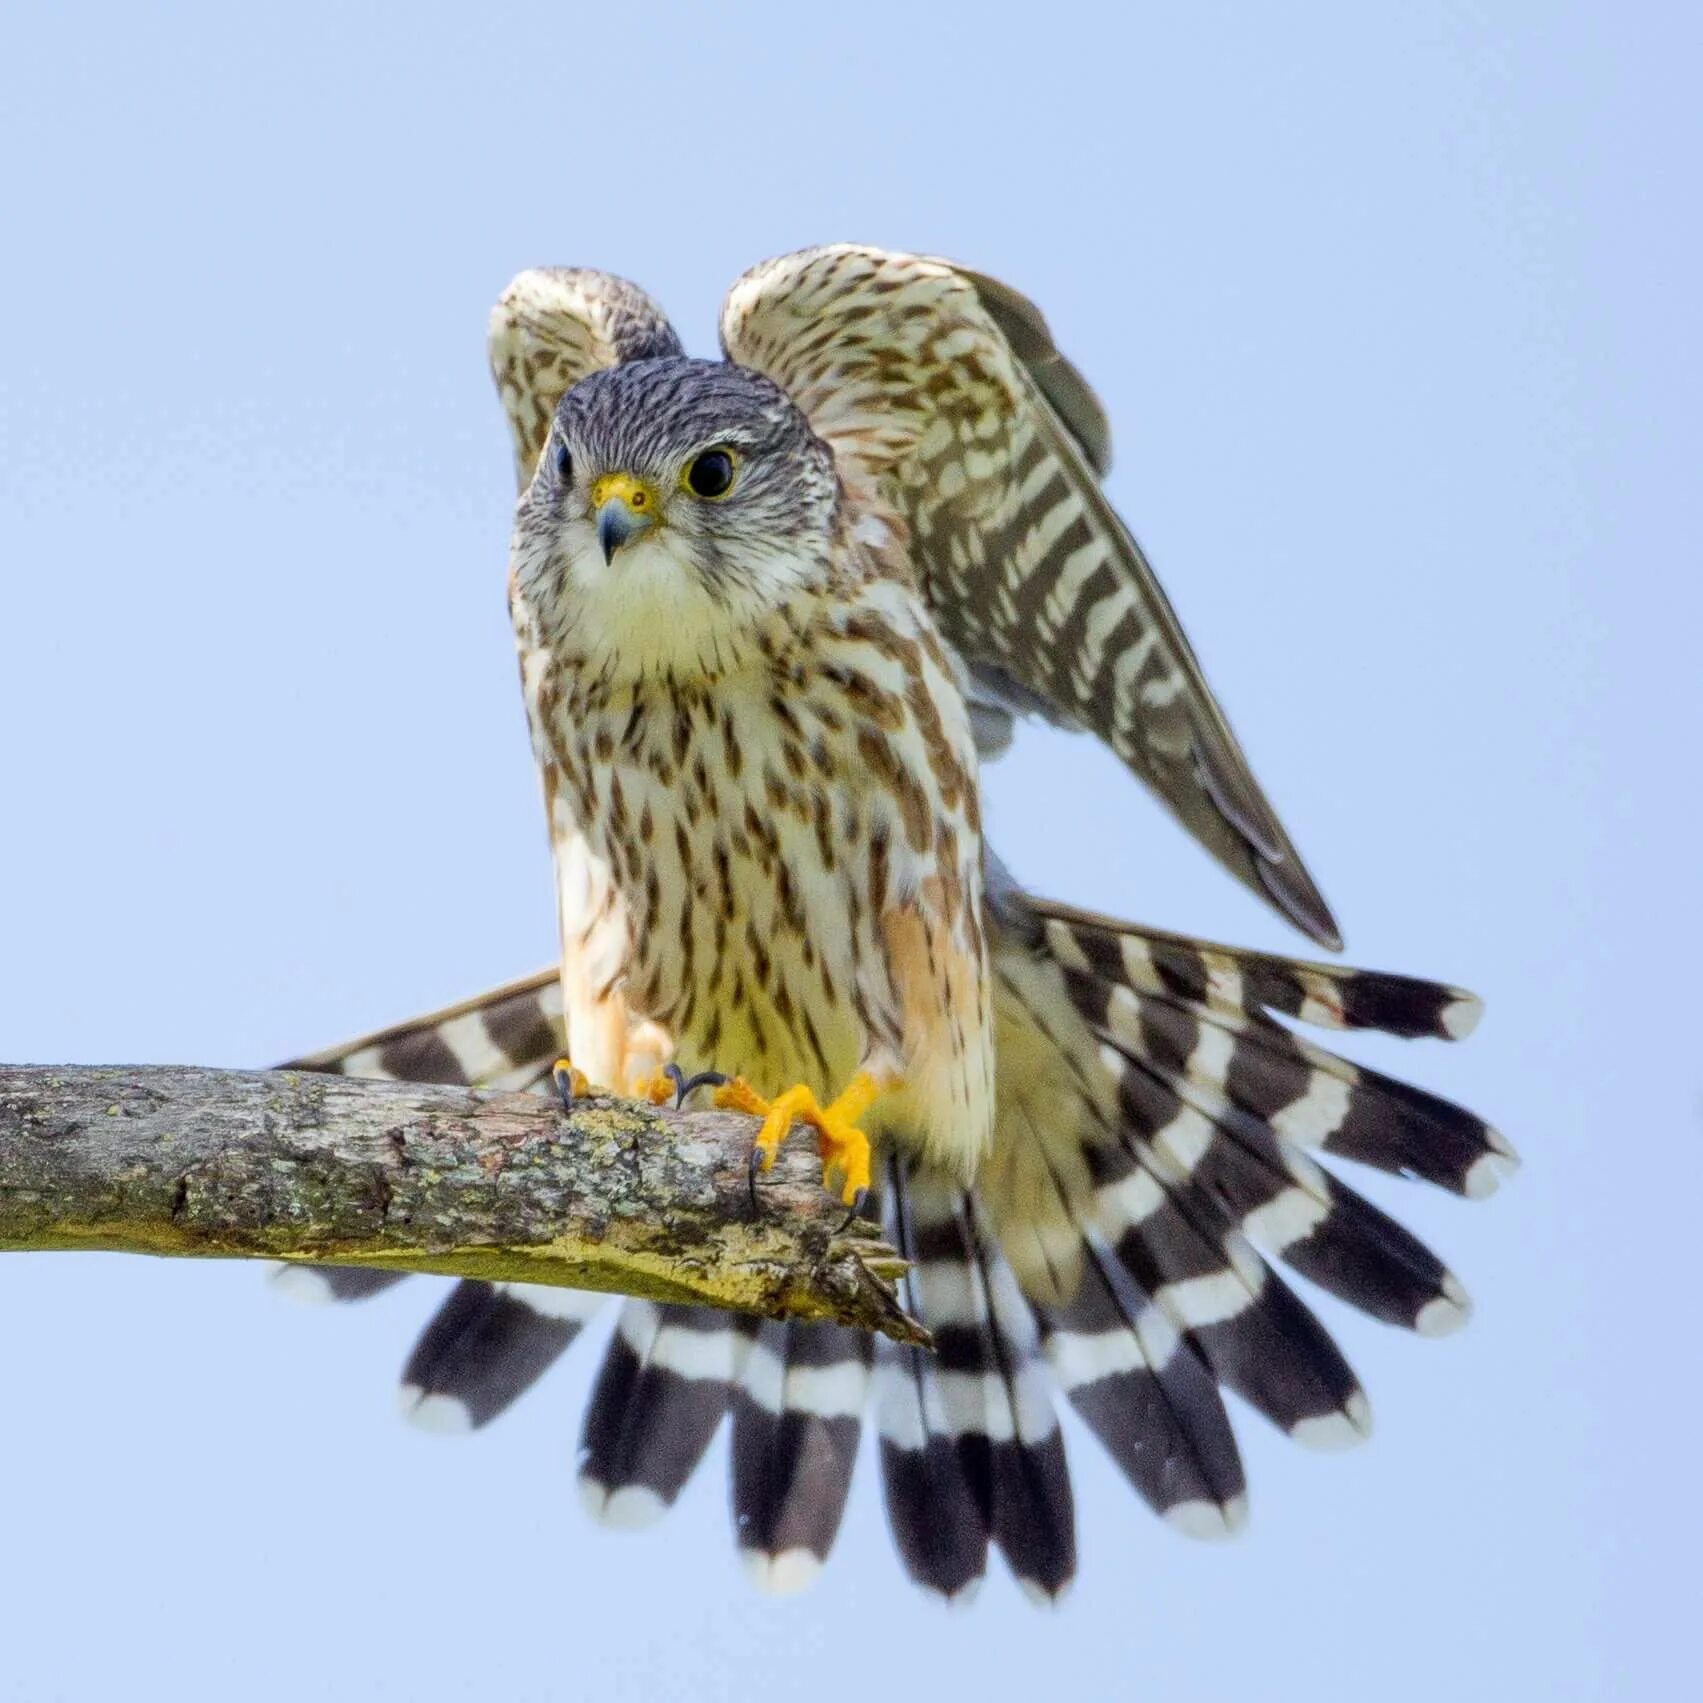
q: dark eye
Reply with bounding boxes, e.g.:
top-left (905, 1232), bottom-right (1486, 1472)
top-left (684, 448), bottom-right (737, 499)
top-left (554, 440), bottom-right (573, 483)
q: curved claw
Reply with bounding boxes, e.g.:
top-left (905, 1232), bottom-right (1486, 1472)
top-left (552, 1058), bottom-right (590, 1113)
top-left (837, 1188), bottom-right (871, 1233)
top-left (665, 1064), bottom-right (729, 1110)
top-left (747, 1142), bottom-right (765, 1217)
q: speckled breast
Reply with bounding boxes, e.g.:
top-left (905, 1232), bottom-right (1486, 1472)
top-left (533, 661), bottom-right (904, 1101)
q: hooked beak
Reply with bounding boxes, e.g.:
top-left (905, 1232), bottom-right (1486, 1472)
top-left (591, 472), bottom-right (659, 563)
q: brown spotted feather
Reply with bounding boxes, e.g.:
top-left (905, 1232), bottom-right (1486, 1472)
top-left (271, 259), bottom-right (1510, 1603)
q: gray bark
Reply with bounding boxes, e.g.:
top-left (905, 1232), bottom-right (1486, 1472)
top-left (0, 1064), bottom-right (925, 1343)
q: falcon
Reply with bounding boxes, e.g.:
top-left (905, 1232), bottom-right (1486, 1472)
top-left (281, 246), bottom-right (1515, 1602)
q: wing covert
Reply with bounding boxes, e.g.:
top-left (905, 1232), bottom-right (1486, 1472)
top-left (720, 244), bottom-right (1340, 949)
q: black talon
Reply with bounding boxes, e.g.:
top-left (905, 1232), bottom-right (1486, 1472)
top-left (552, 1063), bottom-right (577, 1113)
top-left (665, 1065), bottom-right (728, 1110)
top-left (837, 1188), bottom-right (870, 1233)
top-left (747, 1144), bottom-right (765, 1216)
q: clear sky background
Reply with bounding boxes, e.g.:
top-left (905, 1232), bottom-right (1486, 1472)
top-left (1, 4), bottom-right (1695, 1699)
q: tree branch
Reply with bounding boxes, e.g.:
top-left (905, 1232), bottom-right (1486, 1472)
top-left (0, 1064), bottom-right (926, 1344)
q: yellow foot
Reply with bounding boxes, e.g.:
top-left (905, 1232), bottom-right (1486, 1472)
top-left (556, 1060), bottom-right (687, 1112)
top-left (626, 1069), bottom-right (679, 1106)
top-left (558, 1062), bottom-right (701, 1110)
top-left (713, 1072), bottom-right (880, 1206)
top-left (633, 1069), bottom-right (705, 1110)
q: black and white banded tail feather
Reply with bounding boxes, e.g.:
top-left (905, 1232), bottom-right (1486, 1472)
top-left (272, 908), bottom-right (1511, 1600)
top-left (1026, 899), bottom-right (1517, 1203)
top-left (281, 971), bottom-right (561, 1096)
top-left (877, 1167), bottom-right (1075, 1604)
top-left (732, 1318), bottom-right (871, 1592)
top-left (401, 1279), bottom-right (603, 1432)
top-left (579, 1301), bottom-right (757, 1528)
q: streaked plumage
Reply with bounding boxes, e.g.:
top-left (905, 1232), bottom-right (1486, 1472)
top-left (283, 901), bottom-right (1510, 1597)
top-left (511, 350), bottom-right (994, 1189)
top-left (494, 251), bottom-right (1338, 946)
top-left (278, 246), bottom-right (1514, 1600)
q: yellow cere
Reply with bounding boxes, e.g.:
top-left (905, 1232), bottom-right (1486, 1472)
top-left (590, 471), bottom-right (660, 515)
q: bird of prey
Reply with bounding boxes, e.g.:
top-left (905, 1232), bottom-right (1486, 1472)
top-left (281, 246), bottom-right (1514, 1602)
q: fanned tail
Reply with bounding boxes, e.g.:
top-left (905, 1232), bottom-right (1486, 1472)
top-left (972, 891), bottom-right (1513, 1517)
top-left (272, 901), bottom-right (1508, 1598)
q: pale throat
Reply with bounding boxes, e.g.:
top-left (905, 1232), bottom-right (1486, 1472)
top-left (550, 526), bottom-right (823, 687)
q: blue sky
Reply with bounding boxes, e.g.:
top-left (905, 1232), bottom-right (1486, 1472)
top-left (0, 4), bottom-right (1695, 1699)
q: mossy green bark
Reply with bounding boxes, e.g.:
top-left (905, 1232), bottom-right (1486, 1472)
top-left (0, 1064), bottom-right (924, 1343)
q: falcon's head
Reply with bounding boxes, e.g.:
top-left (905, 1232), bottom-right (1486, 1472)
top-left (511, 357), bottom-right (843, 681)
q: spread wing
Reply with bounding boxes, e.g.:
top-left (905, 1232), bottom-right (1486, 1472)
top-left (487, 267), bottom-right (683, 487)
top-left (720, 245), bottom-right (1341, 949)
